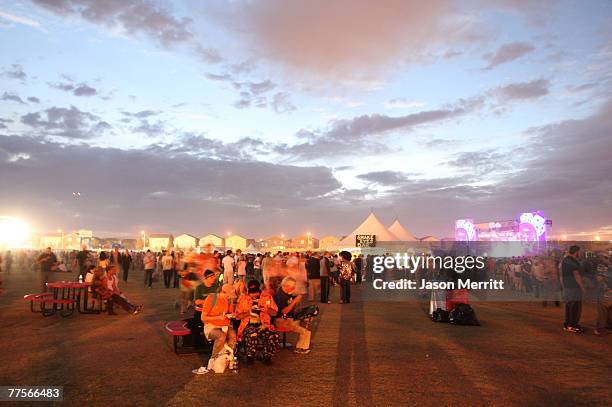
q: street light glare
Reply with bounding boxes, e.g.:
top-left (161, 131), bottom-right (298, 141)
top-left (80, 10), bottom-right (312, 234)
top-left (0, 216), bottom-right (30, 247)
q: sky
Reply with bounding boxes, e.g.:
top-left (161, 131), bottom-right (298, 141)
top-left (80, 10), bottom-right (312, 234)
top-left (0, 0), bottom-right (611, 240)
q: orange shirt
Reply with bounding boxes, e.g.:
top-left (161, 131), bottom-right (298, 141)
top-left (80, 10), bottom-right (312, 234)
top-left (201, 293), bottom-right (234, 327)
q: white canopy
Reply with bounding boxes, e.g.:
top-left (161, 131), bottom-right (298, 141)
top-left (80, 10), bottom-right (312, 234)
top-left (338, 212), bottom-right (399, 247)
top-left (388, 219), bottom-right (417, 241)
top-left (245, 243), bottom-right (259, 254)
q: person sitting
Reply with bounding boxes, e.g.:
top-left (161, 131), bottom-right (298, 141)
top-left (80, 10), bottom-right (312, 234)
top-left (106, 265), bottom-right (142, 315)
top-left (201, 283), bottom-right (237, 358)
top-left (235, 280), bottom-right (280, 364)
top-left (274, 276), bottom-right (311, 354)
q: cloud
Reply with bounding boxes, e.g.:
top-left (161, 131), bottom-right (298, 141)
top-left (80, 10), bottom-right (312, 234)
top-left (0, 10), bottom-right (43, 29)
top-left (27, 96), bottom-right (41, 103)
top-left (357, 171), bottom-right (411, 185)
top-left (48, 78), bottom-right (98, 97)
top-left (495, 79), bottom-right (549, 100)
top-left (20, 105), bottom-right (111, 139)
top-left (32, 0), bottom-right (221, 63)
top-left (1, 92), bottom-right (26, 104)
top-left (277, 95), bottom-right (484, 159)
top-left (482, 42), bottom-right (535, 70)
top-left (73, 84), bottom-right (97, 96)
top-left (2, 64), bottom-right (26, 80)
top-left (222, 0), bottom-right (479, 77)
top-left (203, 72), bottom-right (232, 82)
top-left (384, 98), bottom-right (426, 109)
top-left (0, 135), bottom-right (343, 235)
top-left (270, 92), bottom-right (296, 113)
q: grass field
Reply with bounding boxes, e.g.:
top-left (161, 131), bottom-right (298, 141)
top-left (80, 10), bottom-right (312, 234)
top-left (0, 269), bottom-right (610, 407)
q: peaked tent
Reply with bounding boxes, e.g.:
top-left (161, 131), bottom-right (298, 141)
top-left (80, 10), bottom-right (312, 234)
top-left (388, 219), bottom-right (417, 241)
top-left (338, 212), bottom-right (399, 247)
top-left (245, 243), bottom-right (259, 254)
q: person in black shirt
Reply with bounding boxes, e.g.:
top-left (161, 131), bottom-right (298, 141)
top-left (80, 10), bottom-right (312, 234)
top-left (561, 245), bottom-right (586, 333)
top-left (274, 276), bottom-right (311, 354)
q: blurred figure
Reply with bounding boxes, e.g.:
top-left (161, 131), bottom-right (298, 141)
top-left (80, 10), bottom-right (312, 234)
top-left (37, 247), bottom-right (57, 292)
top-left (222, 250), bottom-right (235, 285)
top-left (121, 249), bottom-right (132, 282)
top-left (562, 246), bottom-right (586, 333)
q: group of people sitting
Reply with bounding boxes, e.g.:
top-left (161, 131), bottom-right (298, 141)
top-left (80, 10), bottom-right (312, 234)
top-left (191, 273), bottom-right (314, 374)
top-left (85, 264), bottom-right (143, 315)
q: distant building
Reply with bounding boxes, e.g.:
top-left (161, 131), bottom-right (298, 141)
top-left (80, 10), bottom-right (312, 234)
top-left (290, 234), bottom-right (319, 250)
top-left (174, 234), bottom-right (199, 249)
top-left (225, 234), bottom-right (247, 251)
top-left (39, 233), bottom-right (62, 249)
top-left (149, 234), bottom-right (173, 250)
top-left (260, 235), bottom-right (289, 251)
top-left (199, 234), bottom-right (225, 249)
top-left (319, 235), bottom-right (340, 251)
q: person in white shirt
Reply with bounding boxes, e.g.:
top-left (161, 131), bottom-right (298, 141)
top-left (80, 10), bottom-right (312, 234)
top-left (222, 250), bottom-right (235, 285)
top-left (161, 250), bottom-right (174, 288)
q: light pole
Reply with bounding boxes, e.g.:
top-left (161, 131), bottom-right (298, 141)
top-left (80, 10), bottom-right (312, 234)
top-left (307, 232), bottom-right (311, 249)
top-left (58, 229), bottom-right (63, 250)
top-left (141, 231), bottom-right (146, 250)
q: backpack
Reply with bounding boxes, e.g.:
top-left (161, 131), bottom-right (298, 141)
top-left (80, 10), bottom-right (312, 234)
top-left (431, 308), bottom-right (450, 323)
top-left (449, 304), bottom-right (480, 326)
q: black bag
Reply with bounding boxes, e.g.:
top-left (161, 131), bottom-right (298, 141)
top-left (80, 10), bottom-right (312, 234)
top-left (431, 308), bottom-right (450, 323)
top-left (449, 304), bottom-right (480, 326)
top-left (294, 305), bottom-right (320, 320)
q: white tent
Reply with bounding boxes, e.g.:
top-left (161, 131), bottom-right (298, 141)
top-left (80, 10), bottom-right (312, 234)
top-left (338, 212), bottom-right (399, 247)
top-left (388, 219), bottom-right (417, 241)
top-left (245, 243), bottom-right (259, 254)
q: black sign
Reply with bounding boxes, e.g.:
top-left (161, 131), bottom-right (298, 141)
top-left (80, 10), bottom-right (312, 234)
top-left (356, 234), bottom-right (376, 247)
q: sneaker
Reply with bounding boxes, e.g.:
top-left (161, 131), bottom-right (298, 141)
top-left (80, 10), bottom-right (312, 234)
top-left (293, 348), bottom-right (311, 354)
top-left (192, 366), bottom-right (209, 375)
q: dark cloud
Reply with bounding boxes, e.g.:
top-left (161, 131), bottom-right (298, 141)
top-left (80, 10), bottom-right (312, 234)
top-left (49, 79), bottom-right (99, 97)
top-left (165, 134), bottom-right (274, 161)
top-left (73, 84), bottom-right (97, 96)
top-left (277, 96), bottom-right (484, 159)
top-left (27, 96), bottom-right (41, 103)
top-left (565, 83), bottom-right (598, 94)
top-left (1, 92), bottom-right (26, 104)
top-left (2, 64), bottom-right (27, 80)
top-left (20, 105), bottom-right (111, 139)
top-left (33, 0), bottom-right (222, 63)
top-left (0, 135), bottom-right (343, 236)
top-left (482, 42), bottom-right (535, 70)
top-left (495, 79), bottom-right (549, 100)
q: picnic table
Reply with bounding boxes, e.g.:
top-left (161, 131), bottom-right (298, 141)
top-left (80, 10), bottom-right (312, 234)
top-left (25, 281), bottom-right (100, 317)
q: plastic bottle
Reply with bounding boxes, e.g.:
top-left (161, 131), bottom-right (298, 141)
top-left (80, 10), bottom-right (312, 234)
top-left (78, 275), bottom-right (83, 283)
top-left (232, 356), bottom-right (239, 373)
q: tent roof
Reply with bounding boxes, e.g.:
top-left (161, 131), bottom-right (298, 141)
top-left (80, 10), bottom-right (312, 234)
top-left (338, 212), bottom-right (399, 246)
top-left (245, 243), bottom-right (258, 253)
top-left (388, 219), bottom-right (417, 241)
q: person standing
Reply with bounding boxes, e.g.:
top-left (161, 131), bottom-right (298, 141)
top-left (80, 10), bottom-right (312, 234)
top-left (562, 245), bottom-right (586, 333)
top-left (320, 252), bottom-right (331, 304)
top-left (253, 253), bottom-right (262, 283)
top-left (306, 253), bottom-right (321, 302)
top-left (162, 250), bottom-right (174, 288)
top-left (354, 254), bottom-right (363, 284)
top-left (338, 251), bottom-right (355, 304)
top-left (120, 249), bottom-right (132, 282)
top-left (37, 247), bottom-right (57, 292)
top-left (143, 249), bottom-right (156, 288)
top-left (236, 254), bottom-right (247, 283)
top-left (222, 250), bottom-right (235, 285)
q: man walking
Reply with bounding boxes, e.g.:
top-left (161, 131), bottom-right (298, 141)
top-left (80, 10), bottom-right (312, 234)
top-left (222, 250), bottom-right (235, 285)
top-left (562, 245), bottom-right (586, 333)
